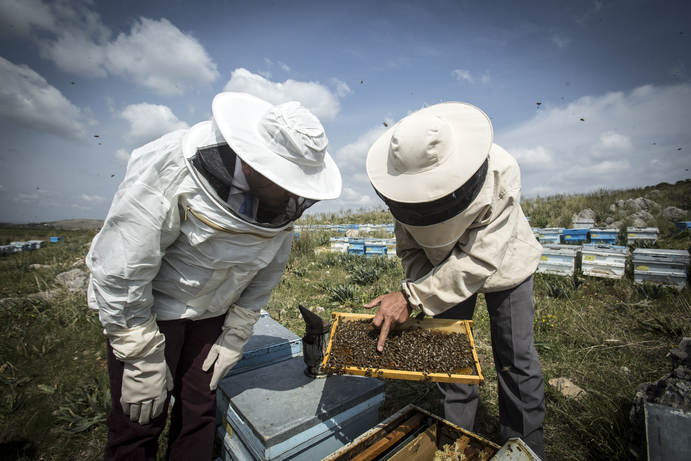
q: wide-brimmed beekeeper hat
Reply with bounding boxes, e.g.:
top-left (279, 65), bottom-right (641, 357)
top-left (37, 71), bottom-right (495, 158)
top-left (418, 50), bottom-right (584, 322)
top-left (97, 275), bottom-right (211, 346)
top-left (366, 101), bottom-right (492, 226)
top-left (182, 92), bottom-right (341, 201)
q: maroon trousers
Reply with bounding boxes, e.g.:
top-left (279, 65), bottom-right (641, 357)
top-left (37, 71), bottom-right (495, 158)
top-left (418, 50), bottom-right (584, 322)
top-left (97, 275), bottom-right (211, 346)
top-left (104, 315), bottom-right (225, 461)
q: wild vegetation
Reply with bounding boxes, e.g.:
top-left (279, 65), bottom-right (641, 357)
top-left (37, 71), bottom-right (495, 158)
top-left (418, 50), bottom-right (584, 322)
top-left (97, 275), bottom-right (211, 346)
top-left (0, 180), bottom-right (690, 460)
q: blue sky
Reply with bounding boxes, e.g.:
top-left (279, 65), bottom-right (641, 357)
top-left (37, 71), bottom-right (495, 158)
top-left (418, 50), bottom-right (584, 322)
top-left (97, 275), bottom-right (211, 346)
top-left (0, 0), bottom-right (689, 223)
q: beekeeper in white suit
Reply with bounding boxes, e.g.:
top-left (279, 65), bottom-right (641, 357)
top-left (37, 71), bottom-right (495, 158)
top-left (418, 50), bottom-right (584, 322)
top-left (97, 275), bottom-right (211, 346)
top-left (86, 92), bottom-right (341, 461)
top-left (363, 102), bottom-right (546, 459)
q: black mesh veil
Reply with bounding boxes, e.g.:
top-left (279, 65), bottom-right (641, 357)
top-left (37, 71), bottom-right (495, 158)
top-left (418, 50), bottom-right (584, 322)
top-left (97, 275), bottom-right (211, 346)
top-left (189, 143), bottom-right (317, 228)
top-left (374, 158), bottom-right (488, 227)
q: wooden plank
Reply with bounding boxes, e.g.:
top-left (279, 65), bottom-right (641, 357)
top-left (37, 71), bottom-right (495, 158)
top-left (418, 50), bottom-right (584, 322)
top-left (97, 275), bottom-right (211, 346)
top-left (388, 424), bottom-right (437, 461)
top-left (349, 413), bottom-right (425, 461)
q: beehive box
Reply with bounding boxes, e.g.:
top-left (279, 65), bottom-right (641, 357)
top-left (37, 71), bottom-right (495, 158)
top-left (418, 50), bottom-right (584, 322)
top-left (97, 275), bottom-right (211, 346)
top-left (537, 228), bottom-right (563, 244)
top-left (50, 236), bottom-right (64, 243)
top-left (348, 238), bottom-right (365, 255)
top-left (632, 249), bottom-right (689, 289)
top-left (588, 228), bottom-right (619, 245)
top-left (626, 227), bottom-right (659, 245)
top-left (581, 244), bottom-right (629, 279)
top-left (675, 221), bottom-right (691, 232)
top-left (562, 228), bottom-right (589, 244)
top-left (330, 237), bottom-right (349, 254)
top-left (385, 239), bottom-right (397, 258)
top-left (537, 244), bottom-right (581, 277)
top-left (323, 404), bottom-right (500, 461)
top-left (217, 356), bottom-right (385, 461)
top-left (322, 313), bottom-right (483, 384)
top-left (572, 218), bottom-right (595, 229)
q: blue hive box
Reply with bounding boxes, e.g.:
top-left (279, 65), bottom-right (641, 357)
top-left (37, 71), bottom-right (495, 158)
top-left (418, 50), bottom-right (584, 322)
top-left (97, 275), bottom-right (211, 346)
top-left (562, 229), bottom-right (589, 244)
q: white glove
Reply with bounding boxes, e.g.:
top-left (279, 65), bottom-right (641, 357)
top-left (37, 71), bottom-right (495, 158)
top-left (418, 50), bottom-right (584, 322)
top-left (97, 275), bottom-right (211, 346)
top-left (202, 331), bottom-right (250, 390)
top-left (120, 347), bottom-right (174, 425)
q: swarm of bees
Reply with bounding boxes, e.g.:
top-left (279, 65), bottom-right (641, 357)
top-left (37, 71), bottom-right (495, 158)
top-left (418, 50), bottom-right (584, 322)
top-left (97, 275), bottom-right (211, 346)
top-left (324, 319), bottom-right (474, 377)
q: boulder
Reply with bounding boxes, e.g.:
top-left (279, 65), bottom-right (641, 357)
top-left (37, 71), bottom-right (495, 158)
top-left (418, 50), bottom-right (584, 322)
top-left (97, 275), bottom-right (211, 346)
top-left (661, 206), bottom-right (688, 220)
top-left (548, 377), bottom-right (586, 400)
top-left (55, 269), bottom-right (89, 293)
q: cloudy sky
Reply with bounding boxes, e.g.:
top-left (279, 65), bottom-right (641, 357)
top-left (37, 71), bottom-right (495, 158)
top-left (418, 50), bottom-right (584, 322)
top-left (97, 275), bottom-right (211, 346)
top-left (0, 0), bottom-right (689, 223)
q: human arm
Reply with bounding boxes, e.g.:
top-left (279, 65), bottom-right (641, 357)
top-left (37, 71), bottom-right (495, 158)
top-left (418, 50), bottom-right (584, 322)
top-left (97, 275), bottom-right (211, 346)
top-left (86, 132), bottom-right (186, 423)
top-left (202, 231), bottom-right (292, 390)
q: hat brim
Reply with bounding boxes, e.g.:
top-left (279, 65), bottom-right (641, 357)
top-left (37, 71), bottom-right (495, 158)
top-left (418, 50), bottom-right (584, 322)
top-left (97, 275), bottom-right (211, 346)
top-left (366, 102), bottom-right (492, 203)
top-left (211, 92), bottom-right (342, 201)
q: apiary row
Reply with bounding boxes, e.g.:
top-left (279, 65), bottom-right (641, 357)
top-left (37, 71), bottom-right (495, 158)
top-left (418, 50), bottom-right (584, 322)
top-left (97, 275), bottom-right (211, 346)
top-left (294, 223), bottom-right (395, 234)
top-left (537, 243), bottom-right (689, 288)
top-left (532, 226), bottom-right (664, 245)
top-left (0, 238), bottom-right (63, 256)
top-left (329, 237), bottom-right (397, 258)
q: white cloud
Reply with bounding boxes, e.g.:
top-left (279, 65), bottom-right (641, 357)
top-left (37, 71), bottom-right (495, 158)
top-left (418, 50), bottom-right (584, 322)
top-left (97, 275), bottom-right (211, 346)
top-left (0, 55), bottom-right (88, 139)
top-left (105, 18), bottom-right (219, 95)
top-left (0, 0), bottom-right (57, 39)
top-left (330, 78), bottom-right (352, 98)
top-left (497, 83), bottom-right (691, 198)
top-left (332, 124), bottom-right (390, 183)
top-left (278, 61), bottom-right (291, 72)
top-left (452, 69), bottom-right (474, 83)
top-left (120, 103), bottom-right (189, 146)
top-left (552, 34), bottom-right (572, 48)
top-left (79, 194), bottom-right (106, 203)
top-left (223, 68), bottom-right (344, 121)
top-left (3, 1), bottom-right (218, 95)
top-left (115, 148), bottom-right (130, 163)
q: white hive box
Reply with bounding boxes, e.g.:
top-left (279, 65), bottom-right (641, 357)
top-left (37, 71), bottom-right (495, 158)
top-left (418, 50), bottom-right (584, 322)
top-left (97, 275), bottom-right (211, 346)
top-left (217, 356), bottom-right (386, 461)
top-left (537, 244), bottom-right (581, 277)
top-left (537, 228), bottom-right (563, 245)
top-left (581, 244), bottom-right (629, 279)
top-left (632, 248), bottom-right (689, 289)
top-left (329, 237), bottom-right (348, 254)
top-left (572, 218), bottom-right (595, 229)
top-left (626, 227), bottom-right (659, 245)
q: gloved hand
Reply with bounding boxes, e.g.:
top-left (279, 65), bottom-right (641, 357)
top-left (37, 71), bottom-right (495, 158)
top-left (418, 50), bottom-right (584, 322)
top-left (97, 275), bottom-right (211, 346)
top-left (202, 331), bottom-right (250, 390)
top-left (120, 347), bottom-right (174, 425)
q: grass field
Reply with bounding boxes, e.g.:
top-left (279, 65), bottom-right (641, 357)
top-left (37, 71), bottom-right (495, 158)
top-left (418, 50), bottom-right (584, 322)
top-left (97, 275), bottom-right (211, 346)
top-left (0, 181), bottom-right (690, 460)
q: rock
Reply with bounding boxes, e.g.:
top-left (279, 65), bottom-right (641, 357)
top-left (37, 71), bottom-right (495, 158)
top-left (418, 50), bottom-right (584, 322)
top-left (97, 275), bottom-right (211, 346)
top-left (28, 290), bottom-right (61, 302)
top-left (548, 377), bottom-right (586, 400)
top-left (345, 229), bottom-right (361, 238)
top-left (610, 197), bottom-right (660, 213)
top-left (625, 338), bottom-right (691, 459)
top-left (605, 217), bottom-right (614, 225)
top-left (573, 208), bottom-right (596, 220)
top-left (629, 210), bottom-right (653, 227)
top-left (621, 366), bottom-right (631, 376)
top-left (661, 206), bottom-right (688, 220)
top-left (55, 269), bottom-right (89, 293)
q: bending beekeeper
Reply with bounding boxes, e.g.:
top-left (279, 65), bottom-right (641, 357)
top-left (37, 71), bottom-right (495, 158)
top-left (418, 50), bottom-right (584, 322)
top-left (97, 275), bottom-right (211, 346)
top-left (363, 102), bottom-right (546, 459)
top-left (86, 92), bottom-right (341, 461)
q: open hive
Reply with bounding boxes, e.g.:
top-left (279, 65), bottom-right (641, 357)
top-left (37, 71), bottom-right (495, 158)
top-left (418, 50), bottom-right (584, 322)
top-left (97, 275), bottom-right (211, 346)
top-left (322, 313), bottom-right (483, 384)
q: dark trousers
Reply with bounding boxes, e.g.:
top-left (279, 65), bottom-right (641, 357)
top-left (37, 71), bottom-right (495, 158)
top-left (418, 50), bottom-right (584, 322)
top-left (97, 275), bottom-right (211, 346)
top-left (104, 315), bottom-right (225, 461)
top-left (435, 276), bottom-right (546, 459)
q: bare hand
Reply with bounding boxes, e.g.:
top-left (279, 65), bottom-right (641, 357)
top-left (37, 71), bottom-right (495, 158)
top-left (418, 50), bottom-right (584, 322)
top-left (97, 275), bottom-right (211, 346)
top-left (363, 291), bottom-right (411, 352)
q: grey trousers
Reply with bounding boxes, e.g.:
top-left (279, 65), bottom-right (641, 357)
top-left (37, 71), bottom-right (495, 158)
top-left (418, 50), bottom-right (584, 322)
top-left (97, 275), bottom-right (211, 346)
top-left (435, 276), bottom-right (546, 459)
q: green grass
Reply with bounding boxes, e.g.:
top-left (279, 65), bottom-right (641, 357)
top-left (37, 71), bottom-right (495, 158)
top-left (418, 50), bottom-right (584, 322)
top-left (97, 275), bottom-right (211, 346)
top-left (1, 180), bottom-right (690, 460)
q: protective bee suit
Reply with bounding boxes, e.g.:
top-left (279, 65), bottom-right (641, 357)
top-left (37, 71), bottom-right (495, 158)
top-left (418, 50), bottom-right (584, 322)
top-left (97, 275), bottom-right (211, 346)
top-left (86, 93), bottom-right (341, 461)
top-left (365, 102), bottom-right (546, 459)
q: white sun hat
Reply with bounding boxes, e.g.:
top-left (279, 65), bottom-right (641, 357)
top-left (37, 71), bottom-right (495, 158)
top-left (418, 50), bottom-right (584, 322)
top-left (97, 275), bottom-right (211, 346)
top-left (366, 101), bottom-right (492, 204)
top-left (184, 92), bottom-right (342, 201)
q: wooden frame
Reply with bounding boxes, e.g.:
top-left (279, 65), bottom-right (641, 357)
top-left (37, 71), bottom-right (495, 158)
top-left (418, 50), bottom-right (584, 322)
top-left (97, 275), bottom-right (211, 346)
top-left (321, 313), bottom-right (484, 384)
